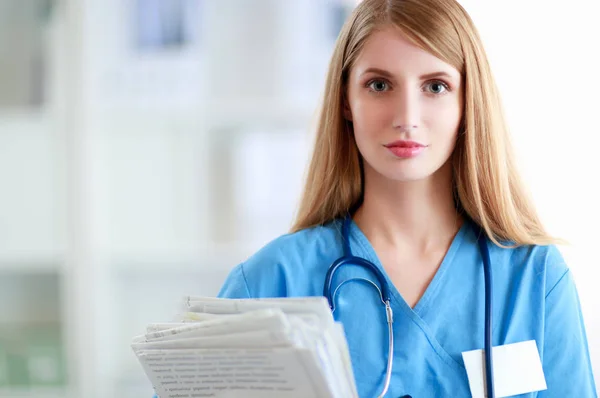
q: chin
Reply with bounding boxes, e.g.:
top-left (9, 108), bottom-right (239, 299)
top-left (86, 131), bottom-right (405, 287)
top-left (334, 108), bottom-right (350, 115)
top-left (383, 162), bottom-right (433, 181)
top-left (372, 155), bottom-right (452, 183)
top-left (373, 166), bottom-right (432, 183)
top-left (363, 156), bottom-right (446, 184)
top-left (387, 173), bottom-right (432, 183)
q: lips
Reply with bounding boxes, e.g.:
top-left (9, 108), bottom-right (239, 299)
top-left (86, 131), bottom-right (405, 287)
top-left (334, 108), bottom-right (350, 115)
top-left (384, 140), bottom-right (425, 149)
top-left (384, 140), bottom-right (427, 158)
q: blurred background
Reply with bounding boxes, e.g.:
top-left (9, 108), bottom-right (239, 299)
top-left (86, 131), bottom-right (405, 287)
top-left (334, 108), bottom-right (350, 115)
top-left (0, 0), bottom-right (598, 397)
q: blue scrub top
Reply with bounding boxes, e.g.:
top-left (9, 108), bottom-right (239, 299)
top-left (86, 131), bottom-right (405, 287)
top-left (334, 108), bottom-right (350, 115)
top-left (215, 218), bottom-right (597, 397)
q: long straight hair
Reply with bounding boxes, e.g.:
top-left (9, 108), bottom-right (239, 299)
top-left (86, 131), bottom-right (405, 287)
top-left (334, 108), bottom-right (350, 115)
top-left (291, 0), bottom-right (558, 247)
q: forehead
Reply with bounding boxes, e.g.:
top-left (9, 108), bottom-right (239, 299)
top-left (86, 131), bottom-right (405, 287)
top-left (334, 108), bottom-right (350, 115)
top-left (351, 26), bottom-right (460, 80)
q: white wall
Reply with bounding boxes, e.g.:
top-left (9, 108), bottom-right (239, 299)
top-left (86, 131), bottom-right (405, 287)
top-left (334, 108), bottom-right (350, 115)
top-left (461, 0), bottom-right (600, 382)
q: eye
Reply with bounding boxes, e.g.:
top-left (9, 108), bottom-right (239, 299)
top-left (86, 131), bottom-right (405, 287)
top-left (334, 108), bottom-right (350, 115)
top-left (424, 80), bottom-right (450, 95)
top-left (367, 79), bottom-right (390, 92)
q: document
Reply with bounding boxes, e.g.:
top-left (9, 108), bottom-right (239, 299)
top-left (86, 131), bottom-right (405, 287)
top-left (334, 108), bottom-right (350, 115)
top-left (132, 296), bottom-right (359, 398)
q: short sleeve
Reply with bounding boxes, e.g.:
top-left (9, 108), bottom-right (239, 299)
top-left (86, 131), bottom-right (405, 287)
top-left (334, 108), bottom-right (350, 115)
top-left (538, 269), bottom-right (597, 397)
top-left (217, 263), bottom-right (252, 299)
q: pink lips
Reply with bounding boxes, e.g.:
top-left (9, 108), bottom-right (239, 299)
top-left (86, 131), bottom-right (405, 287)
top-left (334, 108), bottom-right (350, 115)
top-left (384, 140), bottom-right (426, 158)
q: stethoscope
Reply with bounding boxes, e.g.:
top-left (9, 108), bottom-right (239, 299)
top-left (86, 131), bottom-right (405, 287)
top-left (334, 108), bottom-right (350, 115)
top-left (323, 215), bottom-right (495, 398)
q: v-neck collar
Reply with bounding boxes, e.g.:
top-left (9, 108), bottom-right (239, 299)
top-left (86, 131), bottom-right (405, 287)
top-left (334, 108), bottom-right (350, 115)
top-left (347, 218), bottom-right (469, 318)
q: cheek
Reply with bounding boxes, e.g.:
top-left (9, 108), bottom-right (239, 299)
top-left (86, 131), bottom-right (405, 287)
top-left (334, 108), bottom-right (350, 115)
top-left (424, 100), bottom-right (462, 140)
top-left (350, 98), bottom-right (392, 136)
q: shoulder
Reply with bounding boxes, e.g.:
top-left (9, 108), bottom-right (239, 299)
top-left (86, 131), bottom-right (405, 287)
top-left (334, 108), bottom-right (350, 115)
top-left (458, 221), bottom-right (568, 298)
top-left (247, 220), bottom-right (343, 267)
top-left (460, 220), bottom-right (568, 295)
top-left (490, 239), bottom-right (568, 297)
top-left (487, 242), bottom-right (595, 390)
top-left (218, 220), bottom-right (345, 299)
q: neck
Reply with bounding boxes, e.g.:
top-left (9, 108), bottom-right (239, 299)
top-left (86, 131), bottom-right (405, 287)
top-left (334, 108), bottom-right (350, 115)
top-left (353, 161), bottom-right (463, 254)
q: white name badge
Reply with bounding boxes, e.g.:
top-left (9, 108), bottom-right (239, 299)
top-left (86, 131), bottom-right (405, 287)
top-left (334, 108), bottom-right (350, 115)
top-left (462, 340), bottom-right (547, 397)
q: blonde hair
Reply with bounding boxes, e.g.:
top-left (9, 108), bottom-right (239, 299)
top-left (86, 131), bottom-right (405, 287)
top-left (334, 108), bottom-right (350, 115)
top-left (291, 0), bottom-right (559, 247)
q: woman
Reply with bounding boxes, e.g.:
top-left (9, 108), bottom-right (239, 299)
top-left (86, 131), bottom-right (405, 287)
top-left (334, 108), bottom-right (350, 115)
top-left (218, 0), bottom-right (597, 396)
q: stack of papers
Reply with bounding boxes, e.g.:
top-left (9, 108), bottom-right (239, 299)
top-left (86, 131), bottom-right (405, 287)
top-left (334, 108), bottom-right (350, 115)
top-left (132, 296), bottom-right (359, 398)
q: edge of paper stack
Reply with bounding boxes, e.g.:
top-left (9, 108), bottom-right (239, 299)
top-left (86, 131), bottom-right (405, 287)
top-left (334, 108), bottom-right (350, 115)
top-left (131, 296), bottom-right (359, 398)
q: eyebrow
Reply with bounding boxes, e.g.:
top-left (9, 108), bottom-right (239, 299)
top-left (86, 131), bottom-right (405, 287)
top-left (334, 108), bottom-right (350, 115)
top-left (360, 67), bottom-right (457, 81)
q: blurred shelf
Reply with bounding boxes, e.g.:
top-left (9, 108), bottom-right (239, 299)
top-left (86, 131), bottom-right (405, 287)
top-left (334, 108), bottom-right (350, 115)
top-left (89, 99), bottom-right (320, 130)
top-left (205, 100), bottom-right (319, 130)
top-left (0, 387), bottom-right (68, 398)
top-left (0, 254), bottom-right (64, 274)
top-left (0, 109), bottom-right (52, 126)
top-left (107, 242), bottom-right (261, 274)
top-left (91, 108), bottom-right (207, 128)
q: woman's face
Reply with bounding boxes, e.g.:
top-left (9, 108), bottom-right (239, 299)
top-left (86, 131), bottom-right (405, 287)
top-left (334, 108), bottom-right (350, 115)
top-left (345, 26), bottom-right (464, 183)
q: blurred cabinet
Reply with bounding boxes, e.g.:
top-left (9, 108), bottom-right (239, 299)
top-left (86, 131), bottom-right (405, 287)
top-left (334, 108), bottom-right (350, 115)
top-left (0, 0), bottom-right (52, 108)
top-left (0, 0), bottom-right (63, 264)
top-left (0, 272), bottom-right (67, 397)
top-left (0, 0), bottom-right (356, 397)
top-left (0, 273), bottom-right (66, 390)
top-left (0, 1), bottom-right (69, 397)
top-left (0, 116), bottom-right (66, 267)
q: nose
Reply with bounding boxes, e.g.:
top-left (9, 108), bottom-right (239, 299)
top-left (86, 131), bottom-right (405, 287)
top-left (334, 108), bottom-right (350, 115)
top-left (392, 86), bottom-right (419, 132)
